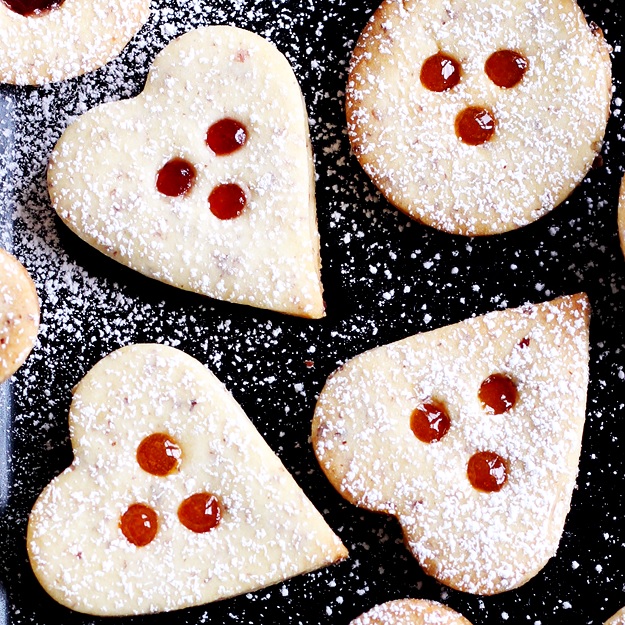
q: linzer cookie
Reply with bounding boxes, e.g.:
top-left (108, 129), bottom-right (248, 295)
top-left (350, 599), bottom-right (474, 625)
top-left (0, 0), bottom-right (149, 85)
top-left (27, 344), bottom-right (347, 615)
top-left (606, 608), bottom-right (625, 625)
top-left (0, 248), bottom-right (39, 383)
top-left (346, 0), bottom-right (612, 235)
top-left (48, 26), bottom-right (324, 318)
top-left (312, 295), bottom-right (590, 594)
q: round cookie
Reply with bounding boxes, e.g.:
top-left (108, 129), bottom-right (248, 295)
top-left (606, 607), bottom-right (625, 625)
top-left (350, 599), bottom-right (473, 625)
top-left (346, 0), bottom-right (612, 236)
top-left (0, 0), bottom-right (150, 85)
top-left (0, 248), bottom-right (39, 383)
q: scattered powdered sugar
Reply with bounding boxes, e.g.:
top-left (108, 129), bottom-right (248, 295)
top-left (314, 296), bottom-right (590, 594)
top-left (346, 0), bottom-right (613, 235)
top-left (0, 0), bottom-right (150, 85)
top-left (0, 0), bottom-right (623, 623)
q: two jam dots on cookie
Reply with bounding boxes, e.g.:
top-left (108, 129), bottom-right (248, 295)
top-left (120, 433), bottom-right (222, 547)
top-left (421, 50), bottom-right (528, 145)
top-left (156, 118), bottom-right (249, 221)
top-left (412, 372), bottom-right (519, 492)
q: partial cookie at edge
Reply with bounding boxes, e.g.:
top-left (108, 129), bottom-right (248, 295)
top-left (0, 0), bottom-right (150, 85)
top-left (0, 248), bottom-right (39, 383)
top-left (350, 599), bottom-right (474, 624)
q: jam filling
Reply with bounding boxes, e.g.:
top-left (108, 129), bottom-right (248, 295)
top-left (136, 433), bottom-right (182, 477)
top-left (120, 503), bottom-right (158, 547)
top-left (467, 451), bottom-right (508, 492)
top-left (410, 400), bottom-right (451, 443)
top-left (156, 158), bottom-right (196, 197)
top-left (178, 493), bottom-right (222, 533)
top-left (455, 107), bottom-right (496, 145)
top-left (206, 118), bottom-right (248, 155)
top-left (420, 53), bottom-right (461, 92)
top-left (2, 0), bottom-right (63, 16)
top-left (485, 50), bottom-right (528, 88)
top-left (208, 183), bottom-right (247, 220)
top-left (479, 373), bottom-right (518, 414)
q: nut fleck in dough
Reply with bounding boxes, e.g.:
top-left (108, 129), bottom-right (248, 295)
top-left (48, 26), bottom-right (324, 319)
top-left (0, 248), bottom-right (39, 383)
top-left (346, 0), bottom-right (612, 236)
top-left (312, 295), bottom-right (589, 595)
top-left (606, 607), bottom-right (625, 625)
top-left (0, 0), bottom-right (150, 85)
top-left (351, 599), bottom-right (474, 625)
top-left (28, 344), bottom-right (347, 616)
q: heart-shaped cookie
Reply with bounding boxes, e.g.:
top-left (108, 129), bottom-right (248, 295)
top-left (0, 0), bottom-right (149, 85)
top-left (346, 0), bottom-right (612, 235)
top-left (48, 26), bottom-right (324, 318)
top-left (28, 344), bottom-right (347, 616)
top-left (350, 599), bottom-right (474, 625)
top-left (0, 248), bottom-right (39, 383)
top-left (312, 295), bottom-right (589, 594)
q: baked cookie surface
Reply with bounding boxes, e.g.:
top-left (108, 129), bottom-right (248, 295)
top-left (0, 248), bottom-right (39, 383)
top-left (48, 26), bottom-right (324, 318)
top-left (312, 294), bottom-right (589, 594)
top-left (350, 599), bottom-right (473, 624)
top-left (27, 344), bottom-right (347, 616)
top-left (0, 0), bottom-right (150, 85)
top-left (346, 0), bottom-right (612, 235)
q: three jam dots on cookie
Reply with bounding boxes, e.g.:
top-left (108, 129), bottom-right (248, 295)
top-left (120, 432), bottom-right (223, 547)
top-left (1, 0), bottom-right (63, 16)
top-left (156, 118), bottom-right (249, 220)
top-left (420, 50), bottom-right (529, 145)
top-left (411, 371), bottom-right (519, 493)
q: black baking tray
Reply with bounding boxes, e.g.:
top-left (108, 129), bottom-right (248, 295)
top-left (1, 0), bottom-right (624, 623)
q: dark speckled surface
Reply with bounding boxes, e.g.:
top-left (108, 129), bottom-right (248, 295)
top-left (0, 0), bottom-right (624, 623)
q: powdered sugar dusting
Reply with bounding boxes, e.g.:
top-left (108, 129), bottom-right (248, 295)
top-left (0, 0), bottom-right (150, 85)
top-left (346, 0), bottom-right (612, 235)
top-left (313, 295), bottom-right (590, 594)
top-left (1, 0), bottom-right (624, 622)
top-left (350, 598), bottom-right (473, 624)
top-left (48, 26), bottom-right (324, 318)
top-left (28, 344), bottom-right (346, 616)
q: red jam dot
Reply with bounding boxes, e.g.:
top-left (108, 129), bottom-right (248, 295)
top-left (120, 503), bottom-right (158, 547)
top-left (2, 0), bottom-right (63, 16)
top-left (156, 158), bottom-right (196, 197)
top-left (206, 118), bottom-right (248, 155)
top-left (455, 107), bottom-right (496, 145)
top-left (178, 493), bottom-right (222, 533)
top-left (208, 183), bottom-right (247, 220)
top-left (467, 451), bottom-right (508, 492)
top-left (479, 373), bottom-right (518, 414)
top-left (410, 401), bottom-right (451, 444)
top-left (136, 433), bottom-right (181, 477)
top-left (485, 50), bottom-right (529, 89)
top-left (420, 53), bottom-right (461, 92)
